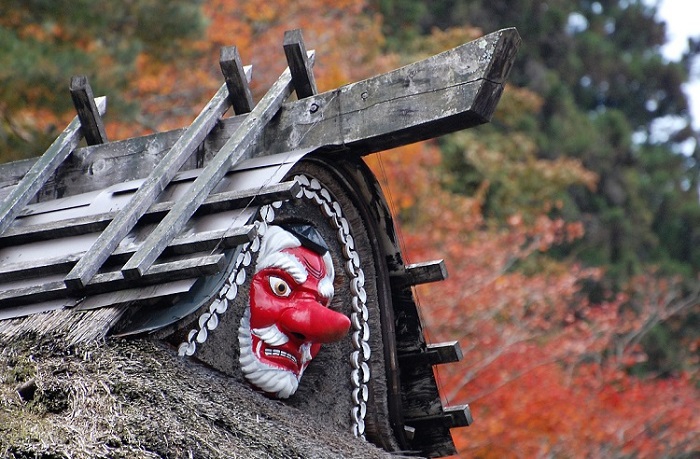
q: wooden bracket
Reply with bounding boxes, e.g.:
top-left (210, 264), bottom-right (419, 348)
top-left (69, 75), bottom-right (108, 145)
top-left (404, 404), bottom-right (473, 429)
top-left (219, 46), bottom-right (254, 114)
top-left (283, 29), bottom-right (317, 99)
top-left (398, 341), bottom-right (462, 367)
top-left (392, 259), bottom-right (448, 288)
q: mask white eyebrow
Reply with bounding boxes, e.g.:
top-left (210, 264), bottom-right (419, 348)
top-left (256, 251), bottom-right (307, 284)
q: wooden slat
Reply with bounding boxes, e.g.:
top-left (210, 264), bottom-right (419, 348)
top-left (405, 404), bottom-right (473, 429)
top-left (0, 181), bottom-right (298, 247)
top-left (0, 225), bottom-right (256, 282)
top-left (65, 80), bottom-right (234, 290)
top-left (220, 46), bottom-right (254, 114)
top-left (391, 259), bottom-right (448, 287)
top-left (0, 97), bottom-right (107, 236)
top-left (69, 75), bottom-right (108, 145)
top-left (398, 341), bottom-right (462, 367)
top-left (121, 47), bottom-right (315, 280)
top-left (283, 29), bottom-right (317, 99)
top-left (0, 254), bottom-right (226, 307)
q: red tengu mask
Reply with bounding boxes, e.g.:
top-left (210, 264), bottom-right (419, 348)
top-left (238, 225), bottom-right (351, 398)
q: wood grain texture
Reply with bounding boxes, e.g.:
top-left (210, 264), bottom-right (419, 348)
top-left (65, 81), bottom-right (233, 290)
top-left (0, 254), bottom-right (226, 307)
top-left (283, 29), bottom-right (317, 99)
top-left (0, 225), bottom-right (255, 282)
top-left (219, 46), bottom-right (254, 114)
top-left (70, 75), bottom-right (108, 145)
top-left (0, 181), bottom-right (296, 247)
top-left (0, 97), bottom-right (107, 235)
top-left (120, 54), bottom-right (310, 279)
top-left (0, 29), bottom-right (520, 204)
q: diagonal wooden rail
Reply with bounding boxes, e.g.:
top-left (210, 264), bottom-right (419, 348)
top-left (64, 56), bottom-right (253, 290)
top-left (0, 96), bottom-right (107, 237)
top-left (121, 40), bottom-right (315, 280)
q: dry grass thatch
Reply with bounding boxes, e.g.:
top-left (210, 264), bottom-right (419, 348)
top-left (0, 312), bottom-right (396, 459)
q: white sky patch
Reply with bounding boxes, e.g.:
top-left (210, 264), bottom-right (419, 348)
top-left (656, 0), bottom-right (700, 129)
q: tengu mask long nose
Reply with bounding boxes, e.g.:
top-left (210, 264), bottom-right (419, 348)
top-left (278, 301), bottom-right (350, 343)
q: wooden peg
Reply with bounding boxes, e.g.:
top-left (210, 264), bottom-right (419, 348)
top-left (283, 29), bottom-right (317, 99)
top-left (69, 75), bottom-right (108, 145)
top-left (220, 46), bottom-right (254, 114)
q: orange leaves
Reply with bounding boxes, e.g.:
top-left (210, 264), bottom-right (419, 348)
top-left (103, 0), bottom-right (386, 139)
top-left (369, 123), bottom-right (699, 457)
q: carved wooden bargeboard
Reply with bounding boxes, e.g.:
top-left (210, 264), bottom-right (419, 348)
top-left (0, 28), bottom-right (520, 457)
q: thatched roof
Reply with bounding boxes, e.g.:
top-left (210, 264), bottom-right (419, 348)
top-left (0, 311), bottom-right (396, 459)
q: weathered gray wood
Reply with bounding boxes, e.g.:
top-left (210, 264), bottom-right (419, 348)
top-left (0, 225), bottom-right (256, 282)
top-left (259, 28), bottom-right (521, 156)
top-left (0, 181), bottom-right (298, 247)
top-left (398, 341), bottom-right (462, 367)
top-left (391, 259), bottom-right (448, 287)
top-left (0, 254), bottom-right (226, 307)
top-left (0, 29), bottom-right (520, 203)
top-left (405, 404), bottom-right (472, 428)
top-left (65, 81), bottom-right (234, 290)
top-left (0, 97), bottom-right (107, 236)
top-left (121, 51), bottom-right (313, 279)
top-left (283, 29), bottom-right (317, 99)
top-left (70, 75), bottom-right (108, 145)
top-left (220, 46), bottom-right (254, 114)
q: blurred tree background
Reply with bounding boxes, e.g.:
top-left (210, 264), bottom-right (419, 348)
top-left (1, 0), bottom-right (698, 456)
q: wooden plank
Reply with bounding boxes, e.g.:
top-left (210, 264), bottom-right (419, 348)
top-left (404, 404), bottom-right (473, 428)
top-left (0, 181), bottom-right (298, 247)
top-left (398, 341), bottom-right (462, 367)
top-left (220, 46), bottom-right (254, 114)
top-left (0, 97), bottom-right (107, 236)
top-left (121, 48), bottom-right (314, 280)
top-left (69, 75), bottom-right (108, 145)
top-left (391, 259), bottom-right (448, 287)
top-left (258, 28), bottom-right (521, 156)
top-left (0, 225), bottom-right (256, 282)
top-left (65, 80), bottom-right (234, 290)
top-left (283, 29), bottom-right (317, 99)
top-left (0, 254), bottom-right (226, 307)
top-left (74, 279), bottom-right (194, 311)
top-left (0, 29), bottom-right (520, 201)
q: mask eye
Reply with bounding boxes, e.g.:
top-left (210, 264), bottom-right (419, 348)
top-left (269, 276), bottom-right (292, 297)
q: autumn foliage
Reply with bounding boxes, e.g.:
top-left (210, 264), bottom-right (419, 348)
top-left (368, 135), bottom-right (700, 456)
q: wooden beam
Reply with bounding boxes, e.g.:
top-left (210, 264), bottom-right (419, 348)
top-left (0, 97), bottom-right (107, 236)
top-left (121, 49), bottom-right (312, 280)
top-left (0, 181), bottom-right (298, 247)
top-left (257, 28), bottom-right (521, 156)
top-left (404, 404), bottom-right (473, 429)
top-left (220, 46), bottom-right (254, 114)
top-left (283, 29), bottom-right (317, 99)
top-left (398, 341), bottom-right (462, 367)
top-left (391, 260), bottom-right (448, 288)
top-left (64, 80), bottom-right (234, 291)
top-left (0, 254), bottom-right (226, 307)
top-left (69, 75), bottom-right (108, 145)
top-left (0, 29), bottom-right (521, 200)
top-left (0, 225), bottom-right (256, 282)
